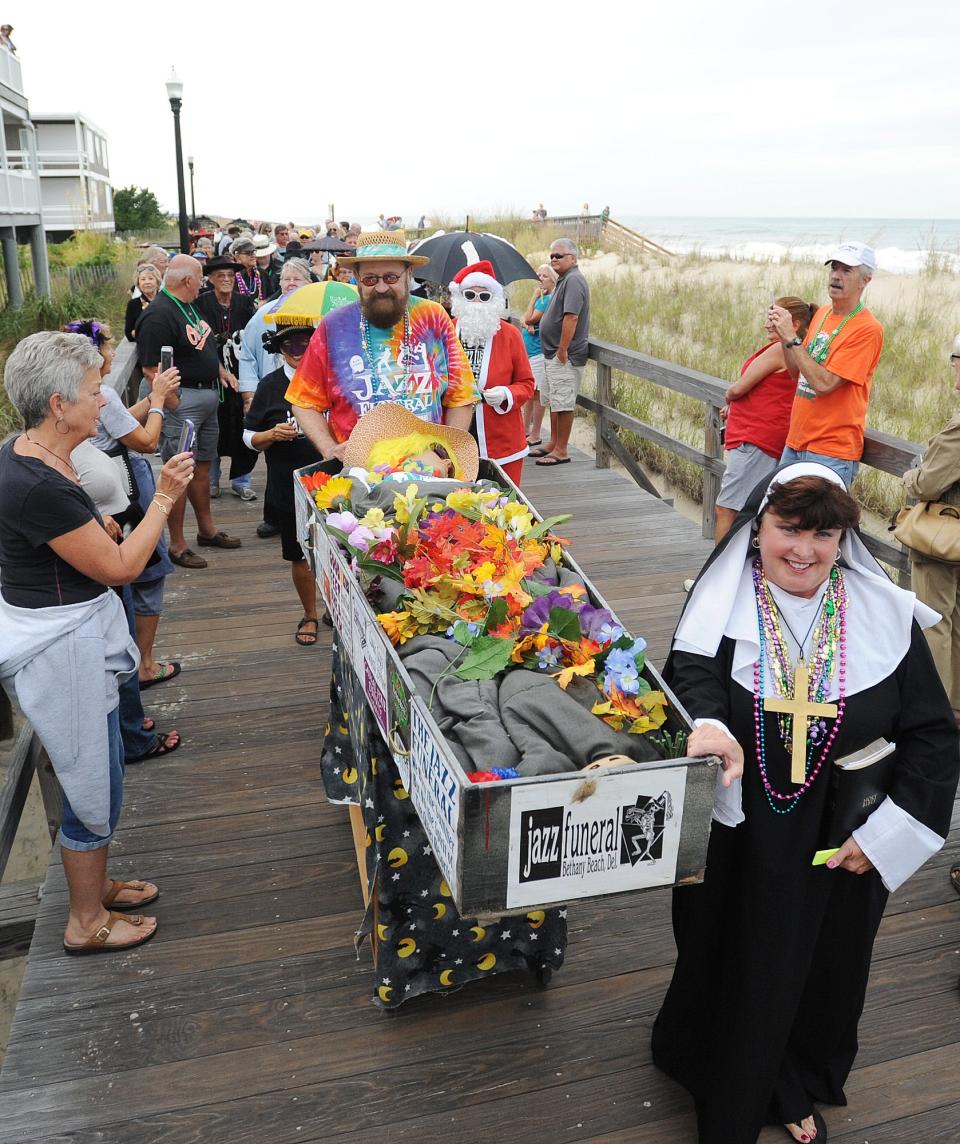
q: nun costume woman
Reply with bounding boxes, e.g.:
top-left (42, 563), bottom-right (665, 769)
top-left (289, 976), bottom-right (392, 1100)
top-left (650, 463), bottom-right (959, 1143)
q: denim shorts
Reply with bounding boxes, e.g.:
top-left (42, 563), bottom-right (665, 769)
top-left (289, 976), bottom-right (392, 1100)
top-left (779, 446), bottom-right (859, 488)
top-left (58, 706), bottom-right (124, 852)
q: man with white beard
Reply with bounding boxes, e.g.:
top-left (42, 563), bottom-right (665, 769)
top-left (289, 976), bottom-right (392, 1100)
top-left (450, 261), bottom-right (535, 485)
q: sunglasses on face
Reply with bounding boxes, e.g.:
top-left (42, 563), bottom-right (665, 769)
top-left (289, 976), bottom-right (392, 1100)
top-left (462, 289), bottom-right (492, 302)
top-left (549, 252), bottom-right (570, 261)
top-left (359, 273), bottom-right (404, 287)
top-left (282, 337), bottom-right (312, 356)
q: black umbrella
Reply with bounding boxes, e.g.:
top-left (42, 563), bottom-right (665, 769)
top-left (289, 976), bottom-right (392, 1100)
top-left (408, 230), bottom-right (538, 286)
top-left (302, 236), bottom-right (353, 254)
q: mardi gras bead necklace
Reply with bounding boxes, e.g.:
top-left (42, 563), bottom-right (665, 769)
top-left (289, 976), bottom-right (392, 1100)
top-left (235, 269), bottom-right (263, 302)
top-left (751, 558), bottom-right (847, 814)
top-left (360, 308), bottom-right (412, 397)
top-left (161, 288), bottom-right (204, 335)
top-left (806, 302), bottom-right (863, 364)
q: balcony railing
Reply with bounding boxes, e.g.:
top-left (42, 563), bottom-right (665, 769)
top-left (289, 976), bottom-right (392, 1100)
top-left (0, 167), bottom-right (40, 214)
top-left (0, 47), bottom-right (23, 97)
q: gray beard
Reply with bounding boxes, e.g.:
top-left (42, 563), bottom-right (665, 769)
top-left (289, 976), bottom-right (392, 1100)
top-left (454, 300), bottom-right (502, 346)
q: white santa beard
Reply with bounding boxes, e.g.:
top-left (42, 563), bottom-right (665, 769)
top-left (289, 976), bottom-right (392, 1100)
top-left (454, 298), bottom-right (503, 346)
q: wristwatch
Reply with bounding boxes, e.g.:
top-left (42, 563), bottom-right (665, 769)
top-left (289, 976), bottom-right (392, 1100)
top-left (785, 336), bottom-right (804, 348)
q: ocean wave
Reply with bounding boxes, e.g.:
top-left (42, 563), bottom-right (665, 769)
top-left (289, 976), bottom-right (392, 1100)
top-left (661, 238), bottom-right (960, 276)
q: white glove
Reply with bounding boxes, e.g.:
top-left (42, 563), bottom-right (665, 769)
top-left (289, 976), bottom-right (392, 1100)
top-left (482, 385), bottom-right (511, 407)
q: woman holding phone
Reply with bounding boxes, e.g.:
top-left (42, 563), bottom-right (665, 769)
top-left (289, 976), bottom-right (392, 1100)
top-left (0, 331), bottom-right (194, 954)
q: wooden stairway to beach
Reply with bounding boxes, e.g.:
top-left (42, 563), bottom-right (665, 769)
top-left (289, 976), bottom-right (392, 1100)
top-left (0, 452), bottom-right (957, 1143)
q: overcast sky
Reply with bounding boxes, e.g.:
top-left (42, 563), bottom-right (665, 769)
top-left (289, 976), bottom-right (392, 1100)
top-left (18, 0), bottom-right (960, 225)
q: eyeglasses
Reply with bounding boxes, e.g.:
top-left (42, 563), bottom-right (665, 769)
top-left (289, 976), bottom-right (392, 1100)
top-left (951, 354), bottom-right (960, 362)
top-left (549, 252), bottom-right (571, 261)
top-left (462, 289), bottom-right (493, 302)
top-left (359, 273), bottom-right (404, 286)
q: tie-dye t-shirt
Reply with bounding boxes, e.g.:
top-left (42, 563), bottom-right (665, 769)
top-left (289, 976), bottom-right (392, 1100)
top-left (285, 298), bottom-right (478, 443)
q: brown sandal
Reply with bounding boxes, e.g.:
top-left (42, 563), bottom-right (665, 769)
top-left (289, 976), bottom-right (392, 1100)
top-left (950, 866), bottom-right (960, 896)
top-left (102, 878), bottom-right (159, 912)
top-left (63, 911), bottom-right (157, 956)
top-left (296, 616), bottom-right (320, 646)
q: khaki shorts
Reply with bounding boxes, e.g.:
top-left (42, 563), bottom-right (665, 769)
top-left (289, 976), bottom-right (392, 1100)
top-left (542, 357), bottom-right (583, 413)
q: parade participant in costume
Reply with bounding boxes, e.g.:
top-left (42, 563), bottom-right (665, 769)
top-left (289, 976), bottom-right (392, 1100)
top-left (243, 325), bottom-right (323, 645)
top-left (231, 237), bottom-right (265, 305)
top-left (197, 257), bottom-right (259, 502)
top-left (449, 261), bottom-right (535, 486)
top-left (651, 463), bottom-right (959, 1144)
top-left (285, 228), bottom-right (478, 458)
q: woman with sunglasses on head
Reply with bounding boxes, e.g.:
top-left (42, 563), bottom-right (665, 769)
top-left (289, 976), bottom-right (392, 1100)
top-left (520, 263), bottom-right (558, 447)
top-left (243, 325), bottom-right (325, 645)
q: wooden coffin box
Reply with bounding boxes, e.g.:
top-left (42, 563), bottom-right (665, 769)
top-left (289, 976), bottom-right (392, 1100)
top-left (293, 459), bottom-right (717, 918)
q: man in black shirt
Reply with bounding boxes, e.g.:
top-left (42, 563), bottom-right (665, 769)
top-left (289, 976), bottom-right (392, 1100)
top-left (137, 254), bottom-right (241, 569)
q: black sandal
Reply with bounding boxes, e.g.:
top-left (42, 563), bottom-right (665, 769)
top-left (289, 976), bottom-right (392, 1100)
top-left (296, 616), bottom-right (320, 646)
top-left (127, 730), bottom-right (181, 763)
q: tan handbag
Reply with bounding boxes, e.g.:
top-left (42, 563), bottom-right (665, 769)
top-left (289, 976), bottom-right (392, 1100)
top-left (893, 501), bottom-right (960, 563)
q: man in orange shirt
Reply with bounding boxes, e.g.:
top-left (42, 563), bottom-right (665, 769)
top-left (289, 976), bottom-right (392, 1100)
top-left (767, 242), bottom-right (884, 487)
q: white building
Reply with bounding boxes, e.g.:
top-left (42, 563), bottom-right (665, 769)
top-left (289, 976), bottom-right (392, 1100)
top-left (33, 113), bottom-right (114, 240)
top-left (0, 46), bottom-right (50, 302)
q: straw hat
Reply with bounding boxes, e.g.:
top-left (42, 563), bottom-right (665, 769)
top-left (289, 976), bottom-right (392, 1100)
top-left (343, 403), bottom-right (479, 480)
top-left (338, 229), bottom-right (430, 267)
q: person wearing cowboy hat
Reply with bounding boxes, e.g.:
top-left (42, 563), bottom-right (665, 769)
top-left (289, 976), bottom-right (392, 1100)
top-left (252, 235), bottom-right (279, 297)
top-left (230, 236), bottom-right (266, 304)
top-left (449, 261), bottom-right (535, 486)
top-left (243, 325), bottom-right (325, 645)
top-left (285, 228), bottom-right (478, 463)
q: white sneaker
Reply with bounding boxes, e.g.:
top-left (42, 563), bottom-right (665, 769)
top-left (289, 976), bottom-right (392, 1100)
top-left (683, 578), bottom-right (695, 593)
top-left (232, 485), bottom-right (257, 502)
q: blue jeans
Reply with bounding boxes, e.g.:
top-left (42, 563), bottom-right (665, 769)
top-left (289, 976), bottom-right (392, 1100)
top-left (779, 447), bottom-right (858, 488)
top-left (59, 707), bottom-right (124, 851)
top-left (117, 585), bottom-right (156, 760)
top-left (209, 457), bottom-right (251, 491)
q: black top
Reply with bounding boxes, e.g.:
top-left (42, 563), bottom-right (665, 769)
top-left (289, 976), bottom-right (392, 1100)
top-left (0, 442), bottom-right (106, 608)
top-left (135, 290), bottom-right (221, 384)
top-left (124, 295), bottom-right (151, 342)
top-left (244, 366), bottom-right (323, 514)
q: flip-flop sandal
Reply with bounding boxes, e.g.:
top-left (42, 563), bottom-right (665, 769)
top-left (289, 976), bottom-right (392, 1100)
top-left (528, 447), bottom-right (552, 458)
top-left (296, 616), bottom-right (320, 646)
top-left (535, 455), bottom-right (572, 467)
top-left (526, 438), bottom-right (542, 447)
top-left (783, 1108), bottom-right (827, 1143)
top-left (142, 717), bottom-right (155, 733)
top-left (63, 911), bottom-right (157, 956)
top-left (139, 662), bottom-right (182, 690)
top-left (950, 866), bottom-right (960, 895)
top-left (102, 879), bottom-right (160, 912)
top-left (127, 730), bottom-right (181, 763)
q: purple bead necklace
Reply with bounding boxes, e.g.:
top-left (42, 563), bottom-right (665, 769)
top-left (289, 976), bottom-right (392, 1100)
top-left (752, 557), bottom-right (847, 814)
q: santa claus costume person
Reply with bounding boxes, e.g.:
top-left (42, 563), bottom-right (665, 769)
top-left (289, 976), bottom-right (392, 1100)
top-left (450, 261), bottom-right (535, 486)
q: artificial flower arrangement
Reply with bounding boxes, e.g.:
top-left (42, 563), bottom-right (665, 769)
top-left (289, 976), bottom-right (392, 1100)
top-left (303, 470), bottom-right (668, 746)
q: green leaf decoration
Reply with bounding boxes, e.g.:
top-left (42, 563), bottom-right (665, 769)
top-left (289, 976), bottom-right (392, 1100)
top-left (483, 598), bottom-right (509, 633)
top-left (358, 557), bottom-right (406, 583)
top-left (548, 606), bottom-right (581, 643)
top-left (526, 514), bottom-right (572, 541)
top-left (522, 579), bottom-right (556, 599)
top-left (455, 635), bottom-right (517, 680)
top-left (451, 620), bottom-right (476, 646)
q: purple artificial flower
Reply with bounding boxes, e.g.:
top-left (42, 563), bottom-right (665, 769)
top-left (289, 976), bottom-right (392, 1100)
top-left (579, 604), bottom-right (624, 645)
top-left (520, 590), bottom-right (579, 634)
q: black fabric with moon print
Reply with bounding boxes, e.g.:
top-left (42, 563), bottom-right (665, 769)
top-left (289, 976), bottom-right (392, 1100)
top-left (320, 643), bottom-right (566, 1007)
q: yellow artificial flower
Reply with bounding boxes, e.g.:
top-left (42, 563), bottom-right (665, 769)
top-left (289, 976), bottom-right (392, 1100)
top-left (314, 475), bottom-right (353, 510)
top-left (446, 488), bottom-right (481, 514)
top-left (554, 659), bottom-right (596, 690)
top-left (393, 484), bottom-right (420, 524)
top-left (377, 610), bottom-right (420, 646)
top-left (359, 507), bottom-right (385, 529)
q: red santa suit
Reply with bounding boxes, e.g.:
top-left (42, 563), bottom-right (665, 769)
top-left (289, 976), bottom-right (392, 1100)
top-left (458, 318), bottom-right (535, 485)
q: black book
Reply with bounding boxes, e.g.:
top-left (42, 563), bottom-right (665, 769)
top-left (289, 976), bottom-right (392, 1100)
top-left (819, 738), bottom-right (896, 850)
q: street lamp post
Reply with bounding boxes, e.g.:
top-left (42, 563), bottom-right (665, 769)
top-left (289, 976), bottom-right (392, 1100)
top-left (165, 69), bottom-right (189, 253)
top-left (187, 154), bottom-right (196, 224)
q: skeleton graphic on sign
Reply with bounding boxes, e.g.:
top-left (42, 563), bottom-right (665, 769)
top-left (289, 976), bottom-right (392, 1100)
top-left (620, 791), bottom-right (674, 865)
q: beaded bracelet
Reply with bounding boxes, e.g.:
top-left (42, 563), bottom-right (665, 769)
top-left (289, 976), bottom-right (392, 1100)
top-left (151, 499), bottom-right (169, 516)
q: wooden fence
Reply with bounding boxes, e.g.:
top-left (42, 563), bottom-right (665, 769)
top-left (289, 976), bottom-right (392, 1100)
top-left (0, 261), bottom-right (137, 309)
top-left (578, 337), bottom-right (920, 576)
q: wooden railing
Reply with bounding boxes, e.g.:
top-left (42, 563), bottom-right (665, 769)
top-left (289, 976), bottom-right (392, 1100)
top-left (0, 341), bottom-right (139, 957)
top-left (578, 337), bottom-right (920, 577)
top-left (542, 215), bottom-right (674, 258)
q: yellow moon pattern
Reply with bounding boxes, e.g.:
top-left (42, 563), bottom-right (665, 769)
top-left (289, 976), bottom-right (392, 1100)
top-left (392, 778), bottom-right (410, 800)
top-left (374, 823), bottom-right (387, 842)
top-left (440, 969), bottom-right (455, 986)
top-left (526, 910), bottom-right (546, 929)
top-left (470, 925), bottom-right (486, 942)
top-left (341, 766), bottom-right (358, 784)
top-left (376, 923), bottom-right (391, 941)
top-left (476, 952), bottom-right (497, 971)
top-left (387, 847), bottom-right (408, 868)
top-left (377, 984), bottom-right (393, 1003)
top-left (432, 902), bottom-right (446, 919)
top-left (396, 938), bottom-right (417, 958)
top-left (439, 880), bottom-right (452, 898)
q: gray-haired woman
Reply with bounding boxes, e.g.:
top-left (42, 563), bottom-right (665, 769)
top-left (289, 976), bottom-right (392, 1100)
top-left (0, 331), bottom-right (194, 955)
top-left (125, 263), bottom-right (163, 342)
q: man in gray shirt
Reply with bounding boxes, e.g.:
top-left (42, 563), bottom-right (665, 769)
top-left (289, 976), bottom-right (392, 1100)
top-left (534, 238), bottom-right (590, 465)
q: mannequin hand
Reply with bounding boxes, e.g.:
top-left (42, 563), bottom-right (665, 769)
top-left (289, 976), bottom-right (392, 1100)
top-left (483, 385), bottom-right (510, 407)
top-left (827, 837), bottom-right (874, 874)
top-left (688, 723), bottom-right (744, 788)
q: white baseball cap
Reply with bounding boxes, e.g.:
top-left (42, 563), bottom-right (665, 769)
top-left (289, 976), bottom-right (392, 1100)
top-left (824, 242), bottom-right (877, 271)
top-left (951, 334), bottom-right (960, 357)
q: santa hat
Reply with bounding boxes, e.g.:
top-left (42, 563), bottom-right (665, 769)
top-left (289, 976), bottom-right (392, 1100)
top-left (449, 260), bottom-right (503, 297)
